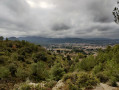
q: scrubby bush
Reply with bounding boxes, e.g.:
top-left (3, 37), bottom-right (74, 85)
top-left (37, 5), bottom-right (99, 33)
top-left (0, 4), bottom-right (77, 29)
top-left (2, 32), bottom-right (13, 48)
top-left (96, 72), bottom-right (108, 83)
top-left (0, 56), bottom-right (8, 64)
top-left (79, 55), bottom-right (97, 71)
top-left (67, 83), bottom-right (79, 90)
top-left (19, 83), bottom-right (31, 90)
top-left (30, 61), bottom-right (49, 81)
top-left (50, 63), bottom-right (65, 81)
top-left (104, 60), bottom-right (119, 82)
top-left (63, 72), bottom-right (77, 83)
top-left (32, 52), bottom-right (47, 63)
top-left (16, 68), bottom-right (30, 80)
top-left (76, 72), bottom-right (99, 89)
top-left (8, 63), bottom-right (17, 77)
top-left (45, 80), bottom-right (57, 88)
top-left (0, 67), bottom-right (10, 79)
top-left (108, 76), bottom-right (118, 87)
top-left (92, 63), bottom-right (103, 74)
top-left (63, 72), bottom-right (99, 89)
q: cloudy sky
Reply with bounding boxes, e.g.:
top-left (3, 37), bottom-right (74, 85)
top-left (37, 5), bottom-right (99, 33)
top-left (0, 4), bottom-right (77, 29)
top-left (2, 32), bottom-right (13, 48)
top-left (0, 0), bottom-right (119, 38)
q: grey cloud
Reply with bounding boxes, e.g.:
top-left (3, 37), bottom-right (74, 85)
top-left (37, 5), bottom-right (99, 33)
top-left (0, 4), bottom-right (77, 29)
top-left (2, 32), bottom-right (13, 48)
top-left (0, 0), bottom-right (119, 38)
top-left (88, 0), bottom-right (115, 23)
top-left (52, 23), bottom-right (70, 31)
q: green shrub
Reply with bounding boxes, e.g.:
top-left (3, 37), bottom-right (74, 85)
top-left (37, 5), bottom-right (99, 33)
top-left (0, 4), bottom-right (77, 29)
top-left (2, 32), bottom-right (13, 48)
top-left (0, 67), bottom-right (10, 79)
top-left (20, 84), bottom-right (31, 90)
top-left (67, 83), bottom-right (79, 90)
top-left (0, 52), bottom-right (5, 55)
top-left (16, 68), bottom-right (29, 80)
top-left (8, 63), bottom-right (17, 77)
top-left (30, 61), bottom-right (49, 81)
top-left (104, 60), bottom-right (119, 81)
top-left (96, 72), bottom-right (108, 83)
top-left (92, 63), bottom-right (103, 74)
top-left (63, 72), bottom-right (77, 84)
top-left (108, 76), bottom-right (118, 87)
top-left (0, 56), bottom-right (8, 64)
top-left (79, 55), bottom-right (97, 71)
top-left (76, 72), bottom-right (99, 89)
top-left (45, 81), bottom-right (57, 88)
top-left (50, 63), bottom-right (65, 81)
top-left (32, 52), bottom-right (47, 63)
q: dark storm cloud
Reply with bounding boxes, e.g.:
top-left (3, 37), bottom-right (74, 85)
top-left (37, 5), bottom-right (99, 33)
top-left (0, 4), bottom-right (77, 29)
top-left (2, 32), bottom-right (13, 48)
top-left (0, 0), bottom-right (118, 38)
top-left (52, 23), bottom-right (70, 31)
top-left (88, 0), bottom-right (114, 23)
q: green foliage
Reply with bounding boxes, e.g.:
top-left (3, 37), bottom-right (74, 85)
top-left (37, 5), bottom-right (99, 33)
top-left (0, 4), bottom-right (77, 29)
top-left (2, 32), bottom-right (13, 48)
top-left (8, 63), bottom-right (17, 77)
top-left (76, 72), bottom-right (99, 89)
top-left (30, 61), bottom-right (49, 81)
top-left (16, 68), bottom-right (30, 80)
top-left (113, 5), bottom-right (119, 24)
top-left (67, 55), bottom-right (71, 61)
top-left (63, 72), bottom-right (77, 83)
top-left (50, 63), bottom-right (65, 81)
top-left (67, 83), bottom-right (79, 90)
top-left (78, 53), bottom-right (85, 59)
top-left (45, 80), bottom-right (57, 88)
top-left (32, 52), bottom-right (47, 63)
top-left (108, 76), bottom-right (118, 87)
top-left (20, 83), bottom-right (31, 90)
top-left (1, 39), bottom-right (119, 89)
top-left (0, 40), bottom-right (56, 83)
top-left (92, 63), bottom-right (103, 74)
top-left (63, 72), bottom-right (99, 89)
top-left (0, 36), bottom-right (4, 41)
top-left (0, 56), bottom-right (8, 64)
top-left (96, 72), bottom-right (108, 83)
top-left (0, 67), bottom-right (10, 79)
top-left (79, 55), bottom-right (96, 71)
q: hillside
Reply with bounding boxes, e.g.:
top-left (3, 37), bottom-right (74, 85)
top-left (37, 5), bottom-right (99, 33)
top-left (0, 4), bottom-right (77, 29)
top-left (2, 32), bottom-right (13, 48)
top-left (0, 40), bottom-right (119, 90)
top-left (0, 40), bottom-right (57, 89)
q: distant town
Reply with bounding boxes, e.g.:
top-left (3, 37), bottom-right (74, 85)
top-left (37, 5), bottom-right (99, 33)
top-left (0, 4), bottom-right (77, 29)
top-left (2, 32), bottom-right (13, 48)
top-left (45, 43), bottom-right (107, 56)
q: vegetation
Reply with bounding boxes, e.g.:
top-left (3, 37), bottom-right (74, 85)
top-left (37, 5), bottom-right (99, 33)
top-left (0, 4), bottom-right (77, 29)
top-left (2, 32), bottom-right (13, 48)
top-left (0, 39), bottom-right (119, 89)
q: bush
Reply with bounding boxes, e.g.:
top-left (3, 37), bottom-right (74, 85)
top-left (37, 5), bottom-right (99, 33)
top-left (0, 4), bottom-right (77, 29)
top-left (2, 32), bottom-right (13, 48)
top-left (0, 56), bottom-right (8, 64)
top-left (50, 63), bottom-right (65, 81)
top-left (108, 76), bottom-right (118, 87)
top-left (8, 63), bottom-right (17, 77)
top-left (16, 68), bottom-right (29, 80)
top-left (30, 61), bottom-right (49, 81)
top-left (20, 84), bottom-right (31, 90)
top-left (68, 83), bottom-right (79, 90)
top-left (76, 72), bottom-right (99, 89)
top-left (78, 53), bottom-right (85, 59)
top-left (32, 52), bottom-right (47, 63)
top-left (63, 72), bottom-right (77, 84)
top-left (0, 67), bottom-right (10, 79)
top-left (104, 60), bottom-right (119, 82)
top-left (0, 52), bottom-right (5, 55)
top-left (96, 72), bottom-right (108, 83)
top-left (79, 55), bottom-right (97, 71)
top-left (92, 63), bottom-right (103, 74)
top-left (45, 81), bottom-right (57, 88)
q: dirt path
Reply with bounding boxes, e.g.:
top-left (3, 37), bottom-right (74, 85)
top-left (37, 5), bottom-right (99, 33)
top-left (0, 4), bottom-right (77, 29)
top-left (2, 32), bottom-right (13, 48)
top-left (93, 83), bottom-right (119, 90)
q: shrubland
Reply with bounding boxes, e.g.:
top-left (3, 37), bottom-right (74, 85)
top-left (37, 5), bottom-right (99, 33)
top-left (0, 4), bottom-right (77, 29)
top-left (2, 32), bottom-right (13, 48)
top-left (0, 39), bottom-right (119, 89)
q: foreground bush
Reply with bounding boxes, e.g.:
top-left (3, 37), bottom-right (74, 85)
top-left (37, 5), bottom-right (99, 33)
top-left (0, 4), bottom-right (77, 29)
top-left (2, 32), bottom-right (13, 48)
top-left (50, 63), bottom-right (65, 81)
top-left (63, 72), bottom-right (99, 89)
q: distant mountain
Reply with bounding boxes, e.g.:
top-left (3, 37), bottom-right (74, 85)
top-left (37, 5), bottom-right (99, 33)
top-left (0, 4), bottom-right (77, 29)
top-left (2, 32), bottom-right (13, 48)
top-left (7, 36), bottom-right (119, 45)
top-left (8, 37), bottom-right (19, 41)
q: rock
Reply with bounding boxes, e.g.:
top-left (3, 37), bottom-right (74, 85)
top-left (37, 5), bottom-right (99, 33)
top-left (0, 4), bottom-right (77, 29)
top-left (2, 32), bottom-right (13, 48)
top-left (52, 80), bottom-right (65, 90)
top-left (93, 83), bottom-right (119, 90)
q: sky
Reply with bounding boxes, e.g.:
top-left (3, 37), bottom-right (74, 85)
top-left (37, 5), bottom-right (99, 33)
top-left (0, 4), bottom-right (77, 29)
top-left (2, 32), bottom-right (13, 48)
top-left (0, 0), bottom-right (119, 38)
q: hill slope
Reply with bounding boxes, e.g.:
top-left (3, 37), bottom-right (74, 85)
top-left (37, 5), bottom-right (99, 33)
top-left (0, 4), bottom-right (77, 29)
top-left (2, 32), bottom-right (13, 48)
top-left (0, 40), bottom-right (119, 90)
